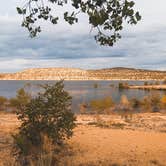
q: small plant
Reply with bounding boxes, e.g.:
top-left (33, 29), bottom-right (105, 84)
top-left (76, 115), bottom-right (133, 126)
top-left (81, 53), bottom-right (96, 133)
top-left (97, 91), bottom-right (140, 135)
top-left (140, 96), bottom-right (152, 112)
top-left (79, 103), bottom-right (88, 114)
top-left (154, 81), bottom-right (160, 85)
top-left (130, 98), bottom-right (141, 109)
top-left (144, 81), bottom-right (148, 86)
top-left (90, 96), bottom-right (114, 114)
top-left (160, 95), bottom-right (166, 110)
top-left (12, 81), bottom-right (76, 164)
top-left (119, 95), bottom-right (133, 122)
top-left (93, 83), bottom-right (99, 89)
top-left (9, 88), bottom-right (31, 112)
top-left (150, 93), bottom-right (161, 112)
top-left (118, 82), bottom-right (129, 89)
top-left (0, 96), bottom-right (8, 111)
top-left (162, 79), bottom-right (166, 85)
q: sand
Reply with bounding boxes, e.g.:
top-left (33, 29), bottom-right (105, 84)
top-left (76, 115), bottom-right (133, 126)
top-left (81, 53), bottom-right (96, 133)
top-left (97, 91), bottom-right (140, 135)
top-left (0, 113), bottom-right (166, 166)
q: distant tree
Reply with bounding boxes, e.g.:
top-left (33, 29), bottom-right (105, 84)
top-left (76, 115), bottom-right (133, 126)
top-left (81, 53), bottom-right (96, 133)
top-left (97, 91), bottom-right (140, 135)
top-left (17, 0), bottom-right (141, 46)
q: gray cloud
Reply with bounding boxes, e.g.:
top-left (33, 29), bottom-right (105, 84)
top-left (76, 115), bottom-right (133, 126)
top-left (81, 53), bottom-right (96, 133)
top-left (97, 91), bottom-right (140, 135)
top-left (0, 0), bottom-right (166, 72)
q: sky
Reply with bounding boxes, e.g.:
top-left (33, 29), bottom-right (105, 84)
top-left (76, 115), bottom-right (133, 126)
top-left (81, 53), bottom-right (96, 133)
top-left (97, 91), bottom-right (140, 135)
top-left (0, 0), bottom-right (166, 72)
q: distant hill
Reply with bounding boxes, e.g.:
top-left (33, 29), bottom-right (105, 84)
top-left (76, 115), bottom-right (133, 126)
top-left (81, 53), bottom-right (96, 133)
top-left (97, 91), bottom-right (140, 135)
top-left (0, 67), bottom-right (166, 80)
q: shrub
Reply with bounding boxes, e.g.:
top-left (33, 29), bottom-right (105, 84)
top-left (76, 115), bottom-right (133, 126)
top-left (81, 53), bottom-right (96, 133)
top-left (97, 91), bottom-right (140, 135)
top-left (140, 96), bottom-right (152, 112)
top-left (144, 81), bottom-right (148, 86)
top-left (120, 95), bottom-right (129, 106)
top-left (130, 98), bottom-right (141, 109)
top-left (162, 79), bottom-right (166, 85)
top-left (90, 96), bottom-right (114, 114)
top-left (155, 81), bottom-right (160, 85)
top-left (161, 95), bottom-right (166, 109)
top-left (93, 83), bottom-right (99, 88)
top-left (13, 81), bottom-right (76, 160)
top-left (150, 93), bottom-right (161, 112)
top-left (79, 103), bottom-right (88, 114)
top-left (119, 95), bottom-right (133, 122)
top-left (0, 96), bottom-right (8, 111)
top-left (9, 88), bottom-right (31, 111)
top-left (118, 82), bottom-right (129, 89)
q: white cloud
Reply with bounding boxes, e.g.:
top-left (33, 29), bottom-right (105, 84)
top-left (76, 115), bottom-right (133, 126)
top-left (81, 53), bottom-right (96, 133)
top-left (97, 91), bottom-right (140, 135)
top-left (0, 0), bottom-right (166, 72)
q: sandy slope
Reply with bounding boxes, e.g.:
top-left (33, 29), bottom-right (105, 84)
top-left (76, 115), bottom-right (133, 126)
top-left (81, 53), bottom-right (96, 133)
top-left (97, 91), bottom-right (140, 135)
top-left (0, 113), bottom-right (166, 166)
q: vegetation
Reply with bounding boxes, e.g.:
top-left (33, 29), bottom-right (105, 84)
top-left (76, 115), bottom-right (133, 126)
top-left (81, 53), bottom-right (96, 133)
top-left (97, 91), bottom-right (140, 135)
top-left (0, 96), bottom-right (8, 111)
top-left (93, 83), bottom-right (99, 89)
top-left (90, 96), bottom-right (115, 114)
top-left (144, 81), bottom-right (148, 86)
top-left (17, 0), bottom-right (141, 46)
top-left (161, 95), bottom-right (166, 109)
top-left (118, 82), bottom-right (129, 89)
top-left (12, 81), bottom-right (76, 164)
top-left (9, 88), bottom-right (31, 112)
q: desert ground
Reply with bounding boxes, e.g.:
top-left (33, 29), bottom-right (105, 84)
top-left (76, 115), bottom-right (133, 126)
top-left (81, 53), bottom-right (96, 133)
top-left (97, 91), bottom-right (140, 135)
top-left (1, 113), bottom-right (166, 166)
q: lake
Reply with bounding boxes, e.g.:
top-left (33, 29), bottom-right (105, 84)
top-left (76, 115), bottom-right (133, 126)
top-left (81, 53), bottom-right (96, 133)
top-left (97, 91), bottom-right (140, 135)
top-left (0, 80), bottom-right (165, 112)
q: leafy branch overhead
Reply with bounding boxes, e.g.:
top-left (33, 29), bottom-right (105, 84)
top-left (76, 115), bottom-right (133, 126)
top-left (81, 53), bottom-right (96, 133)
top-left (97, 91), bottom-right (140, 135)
top-left (17, 0), bottom-right (141, 46)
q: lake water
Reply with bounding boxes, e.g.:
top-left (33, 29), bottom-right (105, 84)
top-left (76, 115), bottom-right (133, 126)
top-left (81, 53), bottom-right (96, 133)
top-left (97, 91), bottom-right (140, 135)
top-left (0, 80), bottom-right (165, 112)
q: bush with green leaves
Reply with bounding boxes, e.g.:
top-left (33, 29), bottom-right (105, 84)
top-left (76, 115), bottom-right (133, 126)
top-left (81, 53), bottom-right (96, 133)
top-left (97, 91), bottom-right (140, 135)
top-left (9, 88), bottom-right (31, 111)
top-left (13, 81), bottom-right (76, 158)
top-left (16, 0), bottom-right (141, 46)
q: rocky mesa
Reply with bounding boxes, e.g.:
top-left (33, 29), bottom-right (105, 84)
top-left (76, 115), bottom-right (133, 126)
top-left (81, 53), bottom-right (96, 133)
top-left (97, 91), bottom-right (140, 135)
top-left (0, 67), bottom-right (166, 80)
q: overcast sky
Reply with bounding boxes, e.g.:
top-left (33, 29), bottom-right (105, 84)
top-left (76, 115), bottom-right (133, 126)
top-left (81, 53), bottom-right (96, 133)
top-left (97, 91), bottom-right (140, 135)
top-left (0, 0), bottom-right (166, 72)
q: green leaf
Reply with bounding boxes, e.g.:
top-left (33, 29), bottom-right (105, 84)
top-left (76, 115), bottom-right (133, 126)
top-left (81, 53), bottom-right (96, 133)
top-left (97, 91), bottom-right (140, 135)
top-left (16, 7), bottom-right (23, 14)
top-left (135, 12), bottom-right (141, 21)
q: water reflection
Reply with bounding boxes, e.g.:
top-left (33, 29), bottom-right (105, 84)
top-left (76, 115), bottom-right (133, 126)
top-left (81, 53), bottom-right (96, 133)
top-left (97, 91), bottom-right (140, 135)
top-left (0, 80), bottom-right (164, 112)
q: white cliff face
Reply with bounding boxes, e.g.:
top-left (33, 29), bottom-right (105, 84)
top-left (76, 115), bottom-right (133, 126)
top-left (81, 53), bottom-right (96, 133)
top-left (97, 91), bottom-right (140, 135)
top-left (1, 67), bottom-right (166, 80)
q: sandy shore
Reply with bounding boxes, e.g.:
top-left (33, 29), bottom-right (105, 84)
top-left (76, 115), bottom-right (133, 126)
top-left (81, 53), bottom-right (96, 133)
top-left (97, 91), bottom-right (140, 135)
top-left (1, 113), bottom-right (166, 166)
top-left (129, 85), bottom-right (166, 90)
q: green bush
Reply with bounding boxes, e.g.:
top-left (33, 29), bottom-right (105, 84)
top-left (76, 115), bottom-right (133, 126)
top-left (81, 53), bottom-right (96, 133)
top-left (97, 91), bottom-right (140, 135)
top-left (9, 88), bottom-right (31, 111)
top-left (13, 81), bottom-right (76, 158)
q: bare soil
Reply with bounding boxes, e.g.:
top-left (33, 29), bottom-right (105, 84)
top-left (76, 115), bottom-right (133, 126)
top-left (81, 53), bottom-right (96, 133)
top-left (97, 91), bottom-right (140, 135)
top-left (1, 113), bottom-right (166, 166)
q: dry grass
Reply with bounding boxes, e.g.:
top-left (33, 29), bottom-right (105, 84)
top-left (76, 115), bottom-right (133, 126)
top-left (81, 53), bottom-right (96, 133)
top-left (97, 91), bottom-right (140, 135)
top-left (1, 113), bottom-right (166, 165)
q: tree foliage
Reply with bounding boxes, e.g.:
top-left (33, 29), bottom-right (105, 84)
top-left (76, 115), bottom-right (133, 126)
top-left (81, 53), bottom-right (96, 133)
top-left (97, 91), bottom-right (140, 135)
top-left (17, 0), bottom-right (141, 46)
top-left (13, 81), bottom-right (76, 156)
top-left (9, 88), bottom-right (31, 111)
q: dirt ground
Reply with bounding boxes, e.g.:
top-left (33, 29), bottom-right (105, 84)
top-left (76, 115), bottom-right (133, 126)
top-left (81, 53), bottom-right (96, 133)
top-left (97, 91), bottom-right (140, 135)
top-left (1, 113), bottom-right (166, 166)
